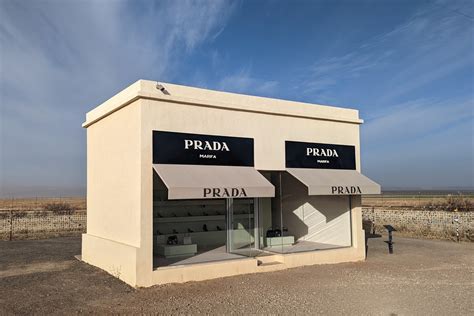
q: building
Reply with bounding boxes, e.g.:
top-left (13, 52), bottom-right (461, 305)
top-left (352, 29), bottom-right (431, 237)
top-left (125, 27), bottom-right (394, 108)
top-left (81, 80), bottom-right (380, 287)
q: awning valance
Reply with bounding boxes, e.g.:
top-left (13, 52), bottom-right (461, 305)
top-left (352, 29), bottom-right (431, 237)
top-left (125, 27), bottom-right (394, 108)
top-left (286, 168), bottom-right (381, 195)
top-left (153, 164), bottom-right (275, 200)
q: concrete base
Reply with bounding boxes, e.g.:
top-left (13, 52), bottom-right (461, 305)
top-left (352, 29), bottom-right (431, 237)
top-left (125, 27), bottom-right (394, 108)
top-left (81, 233), bottom-right (139, 286)
top-left (150, 244), bottom-right (365, 285)
top-left (81, 227), bottom-right (366, 287)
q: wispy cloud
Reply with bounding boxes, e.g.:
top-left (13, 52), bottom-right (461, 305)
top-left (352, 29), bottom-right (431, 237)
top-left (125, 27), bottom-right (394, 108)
top-left (1, 0), bottom-right (472, 194)
top-left (301, 50), bottom-right (390, 94)
top-left (148, 0), bottom-right (237, 52)
top-left (0, 0), bottom-right (236, 196)
top-left (218, 67), bottom-right (280, 96)
top-left (293, 0), bottom-right (473, 189)
top-left (299, 1), bottom-right (473, 104)
top-left (362, 97), bottom-right (474, 148)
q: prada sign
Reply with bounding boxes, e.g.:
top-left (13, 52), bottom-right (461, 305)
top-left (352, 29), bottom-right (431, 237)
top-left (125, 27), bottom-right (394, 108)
top-left (203, 187), bottom-right (248, 198)
top-left (286, 141), bottom-right (356, 169)
top-left (153, 131), bottom-right (254, 166)
top-left (332, 186), bottom-right (361, 194)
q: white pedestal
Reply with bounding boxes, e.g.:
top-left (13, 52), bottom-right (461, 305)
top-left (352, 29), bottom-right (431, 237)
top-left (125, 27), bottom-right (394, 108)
top-left (154, 244), bottom-right (198, 258)
top-left (265, 236), bottom-right (295, 247)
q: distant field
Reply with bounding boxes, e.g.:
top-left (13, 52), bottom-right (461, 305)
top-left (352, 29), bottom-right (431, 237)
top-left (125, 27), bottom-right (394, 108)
top-left (361, 196), bottom-right (472, 208)
top-left (0, 197), bottom-right (86, 211)
top-left (362, 191), bottom-right (474, 208)
top-left (1, 191), bottom-right (472, 211)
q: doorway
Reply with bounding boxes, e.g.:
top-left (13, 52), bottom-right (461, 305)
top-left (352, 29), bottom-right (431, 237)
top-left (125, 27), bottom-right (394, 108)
top-left (226, 198), bottom-right (264, 257)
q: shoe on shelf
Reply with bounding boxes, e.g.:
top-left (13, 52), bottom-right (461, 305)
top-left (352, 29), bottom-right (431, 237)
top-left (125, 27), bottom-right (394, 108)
top-left (188, 228), bottom-right (194, 233)
top-left (203, 224), bottom-right (208, 232)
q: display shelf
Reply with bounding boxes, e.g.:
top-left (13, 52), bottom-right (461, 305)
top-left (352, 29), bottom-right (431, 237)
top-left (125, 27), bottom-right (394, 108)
top-left (154, 230), bottom-right (227, 237)
top-left (154, 213), bottom-right (253, 224)
top-left (153, 229), bottom-right (254, 249)
top-left (155, 215), bottom-right (221, 223)
top-left (154, 200), bottom-right (223, 206)
top-left (153, 227), bottom-right (251, 238)
top-left (154, 230), bottom-right (227, 248)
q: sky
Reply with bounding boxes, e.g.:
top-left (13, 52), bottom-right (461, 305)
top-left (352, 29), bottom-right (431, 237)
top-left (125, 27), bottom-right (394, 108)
top-left (0, 0), bottom-right (473, 197)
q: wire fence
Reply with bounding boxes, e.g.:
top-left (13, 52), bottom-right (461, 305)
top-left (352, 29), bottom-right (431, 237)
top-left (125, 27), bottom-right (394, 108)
top-left (0, 209), bottom-right (86, 241)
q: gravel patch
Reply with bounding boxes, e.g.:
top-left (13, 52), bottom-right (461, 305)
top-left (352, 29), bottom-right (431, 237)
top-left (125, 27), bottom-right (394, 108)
top-left (0, 236), bottom-right (473, 315)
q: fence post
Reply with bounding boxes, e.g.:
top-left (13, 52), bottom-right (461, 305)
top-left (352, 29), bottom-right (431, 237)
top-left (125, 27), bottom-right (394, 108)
top-left (453, 215), bottom-right (460, 242)
top-left (9, 210), bottom-right (13, 241)
top-left (372, 207), bottom-right (376, 234)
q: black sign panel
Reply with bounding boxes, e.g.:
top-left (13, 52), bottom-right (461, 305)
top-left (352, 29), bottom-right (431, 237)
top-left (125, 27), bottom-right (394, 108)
top-left (153, 131), bottom-right (254, 166)
top-left (285, 141), bottom-right (356, 169)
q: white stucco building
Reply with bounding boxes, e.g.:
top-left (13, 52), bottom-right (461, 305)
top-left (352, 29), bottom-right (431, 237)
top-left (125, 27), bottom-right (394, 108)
top-left (81, 80), bottom-right (380, 287)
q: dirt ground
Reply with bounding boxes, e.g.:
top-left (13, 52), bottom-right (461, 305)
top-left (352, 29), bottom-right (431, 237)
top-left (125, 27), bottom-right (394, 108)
top-left (0, 237), bottom-right (473, 315)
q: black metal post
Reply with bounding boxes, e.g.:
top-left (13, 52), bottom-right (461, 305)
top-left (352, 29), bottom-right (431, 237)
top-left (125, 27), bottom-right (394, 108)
top-left (384, 224), bottom-right (396, 254)
top-left (388, 230), bottom-right (393, 254)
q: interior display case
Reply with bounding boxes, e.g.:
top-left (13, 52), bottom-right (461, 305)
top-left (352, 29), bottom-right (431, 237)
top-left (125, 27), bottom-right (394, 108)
top-left (153, 189), bottom-right (256, 267)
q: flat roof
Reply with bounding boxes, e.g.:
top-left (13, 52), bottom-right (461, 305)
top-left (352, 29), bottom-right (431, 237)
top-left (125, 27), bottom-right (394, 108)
top-left (83, 80), bottom-right (363, 128)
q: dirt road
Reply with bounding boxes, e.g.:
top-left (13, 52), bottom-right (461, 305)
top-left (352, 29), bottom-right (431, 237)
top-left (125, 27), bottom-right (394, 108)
top-left (0, 236), bottom-right (473, 315)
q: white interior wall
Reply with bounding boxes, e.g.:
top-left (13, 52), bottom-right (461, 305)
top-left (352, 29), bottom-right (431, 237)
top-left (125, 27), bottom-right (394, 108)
top-left (282, 172), bottom-right (351, 247)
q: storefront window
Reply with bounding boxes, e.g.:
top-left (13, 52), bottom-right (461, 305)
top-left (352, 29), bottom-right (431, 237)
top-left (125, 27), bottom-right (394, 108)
top-left (264, 172), bottom-right (352, 254)
top-left (153, 174), bottom-right (261, 268)
top-left (152, 169), bottom-right (353, 269)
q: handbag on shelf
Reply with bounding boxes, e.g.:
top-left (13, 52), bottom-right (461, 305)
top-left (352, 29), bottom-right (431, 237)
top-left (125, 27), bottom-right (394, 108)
top-left (266, 228), bottom-right (282, 238)
top-left (166, 235), bottom-right (178, 245)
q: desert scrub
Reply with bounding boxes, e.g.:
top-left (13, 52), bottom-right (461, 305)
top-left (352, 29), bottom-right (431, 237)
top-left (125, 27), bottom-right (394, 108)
top-left (33, 210), bottom-right (49, 217)
top-left (425, 194), bottom-right (473, 212)
top-left (12, 211), bottom-right (28, 218)
top-left (44, 202), bottom-right (76, 215)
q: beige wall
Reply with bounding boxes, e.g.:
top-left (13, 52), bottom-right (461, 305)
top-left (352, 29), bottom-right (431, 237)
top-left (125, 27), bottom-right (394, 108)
top-left (82, 100), bottom-right (144, 285)
top-left (139, 98), bottom-right (361, 171)
top-left (85, 101), bottom-right (142, 245)
top-left (82, 80), bottom-right (367, 287)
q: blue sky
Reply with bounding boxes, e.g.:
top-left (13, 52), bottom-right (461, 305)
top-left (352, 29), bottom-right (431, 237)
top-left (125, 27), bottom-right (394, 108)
top-left (0, 0), bottom-right (473, 197)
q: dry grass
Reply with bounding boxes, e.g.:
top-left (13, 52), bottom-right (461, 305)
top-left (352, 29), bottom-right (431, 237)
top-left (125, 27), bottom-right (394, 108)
top-left (362, 194), bottom-right (474, 209)
top-left (0, 197), bottom-right (86, 211)
top-left (425, 194), bottom-right (473, 212)
top-left (1, 193), bottom-right (473, 211)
